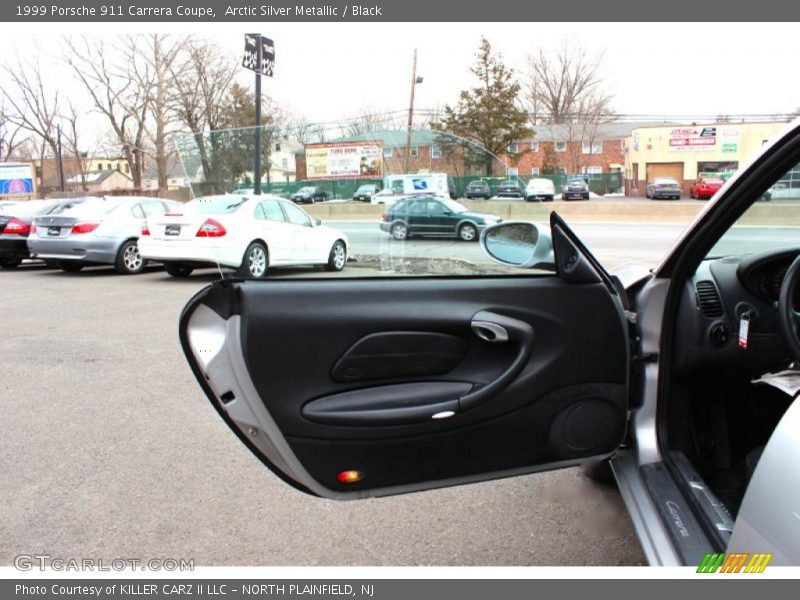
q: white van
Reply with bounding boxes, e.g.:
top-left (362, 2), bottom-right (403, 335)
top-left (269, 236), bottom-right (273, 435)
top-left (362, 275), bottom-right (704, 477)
top-left (525, 178), bottom-right (556, 202)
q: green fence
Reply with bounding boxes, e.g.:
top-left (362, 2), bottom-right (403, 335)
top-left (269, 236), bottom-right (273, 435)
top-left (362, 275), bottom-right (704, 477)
top-left (249, 178), bottom-right (384, 199)
top-left (245, 173), bottom-right (624, 200)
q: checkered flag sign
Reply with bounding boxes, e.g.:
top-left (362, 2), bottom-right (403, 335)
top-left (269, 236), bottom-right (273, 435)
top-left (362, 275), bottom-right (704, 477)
top-left (242, 34), bottom-right (275, 77)
top-left (261, 37), bottom-right (275, 77)
top-left (242, 33), bottom-right (259, 70)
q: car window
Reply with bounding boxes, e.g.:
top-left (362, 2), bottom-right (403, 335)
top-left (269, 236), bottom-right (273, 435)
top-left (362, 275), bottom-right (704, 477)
top-left (3, 200), bottom-right (55, 216)
top-left (58, 199), bottom-right (124, 218)
top-left (140, 200), bottom-right (166, 216)
top-left (427, 201), bottom-right (447, 215)
top-left (194, 196), bottom-right (248, 214)
top-left (407, 201), bottom-right (428, 215)
top-left (131, 204), bottom-right (145, 218)
top-left (281, 201), bottom-right (312, 226)
top-left (707, 160), bottom-right (800, 259)
top-left (260, 200), bottom-right (286, 222)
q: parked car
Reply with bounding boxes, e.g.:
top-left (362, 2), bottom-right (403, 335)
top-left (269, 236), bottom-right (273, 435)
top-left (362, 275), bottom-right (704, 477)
top-left (291, 186), bottom-right (328, 204)
top-left (465, 180), bottom-right (492, 200)
top-left (28, 196), bottom-right (181, 274)
top-left (178, 120), bottom-right (800, 566)
top-left (525, 178), bottom-right (556, 202)
top-left (646, 177), bottom-right (682, 200)
top-left (0, 199), bottom-right (89, 268)
top-left (496, 181), bottom-right (523, 198)
top-left (379, 196), bottom-right (501, 241)
top-left (0, 201), bottom-right (20, 213)
top-left (690, 177), bottom-right (725, 199)
top-left (561, 178), bottom-right (590, 200)
top-left (352, 184), bottom-right (380, 202)
top-left (138, 194), bottom-right (349, 279)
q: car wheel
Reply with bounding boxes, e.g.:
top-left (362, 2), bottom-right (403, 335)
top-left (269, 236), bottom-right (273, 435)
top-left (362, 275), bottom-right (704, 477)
top-left (325, 240), bottom-right (347, 272)
top-left (239, 241), bottom-right (268, 279)
top-left (164, 263), bottom-right (194, 278)
top-left (458, 222), bottom-right (478, 242)
top-left (59, 261), bottom-right (84, 273)
top-left (114, 239), bottom-right (146, 275)
top-left (391, 222), bottom-right (409, 241)
top-left (0, 256), bottom-right (21, 269)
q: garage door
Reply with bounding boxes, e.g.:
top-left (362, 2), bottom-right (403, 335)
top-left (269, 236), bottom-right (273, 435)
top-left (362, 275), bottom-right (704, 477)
top-left (646, 162), bottom-right (683, 185)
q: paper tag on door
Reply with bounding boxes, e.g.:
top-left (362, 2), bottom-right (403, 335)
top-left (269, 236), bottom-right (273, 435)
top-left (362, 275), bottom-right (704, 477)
top-left (738, 312), bottom-right (751, 349)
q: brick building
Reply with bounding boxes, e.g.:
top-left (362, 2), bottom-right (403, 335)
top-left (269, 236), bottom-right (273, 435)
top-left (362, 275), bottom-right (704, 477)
top-left (498, 122), bottom-right (656, 179)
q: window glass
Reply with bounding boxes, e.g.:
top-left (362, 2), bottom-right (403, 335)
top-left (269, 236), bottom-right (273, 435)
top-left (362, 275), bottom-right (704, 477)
top-left (707, 160), bottom-right (800, 259)
top-left (555, 141), bottom-right (567, 152)
top-left (140, 200), bottom-right (166, 216)
top-left (260, 200), bottom-right (286, 222)
top-left (281, 201), bottom-right (312, 226)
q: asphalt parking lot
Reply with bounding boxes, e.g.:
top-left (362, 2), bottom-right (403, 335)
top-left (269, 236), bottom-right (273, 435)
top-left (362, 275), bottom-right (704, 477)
top-left (0, 262), bottom-right (646, 566)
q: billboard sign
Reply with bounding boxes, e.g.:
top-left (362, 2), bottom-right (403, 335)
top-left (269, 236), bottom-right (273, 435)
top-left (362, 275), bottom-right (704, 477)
top-left (669, 127), bottom-right (717, 152)
top-left (0, 162), bottom-right (36, 196)
top-left (305, 142), bottom-right (383, 179)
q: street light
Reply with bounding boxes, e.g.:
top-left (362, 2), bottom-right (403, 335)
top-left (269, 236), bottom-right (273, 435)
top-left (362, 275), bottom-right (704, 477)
top-left (404, 49), bottom-right (423, 174)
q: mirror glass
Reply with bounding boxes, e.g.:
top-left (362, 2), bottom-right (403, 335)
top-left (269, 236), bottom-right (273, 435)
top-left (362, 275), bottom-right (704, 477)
top-left (483, 223), bottom-right (540, 266)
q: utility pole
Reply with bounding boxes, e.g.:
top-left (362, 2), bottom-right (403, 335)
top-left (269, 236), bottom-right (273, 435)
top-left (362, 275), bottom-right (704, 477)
top-left (404, 49), bottom-right (422, 175)
top-left (254, 34), bottom-right (262, 195)
top-left (56, 124), bottom-right (65, 192)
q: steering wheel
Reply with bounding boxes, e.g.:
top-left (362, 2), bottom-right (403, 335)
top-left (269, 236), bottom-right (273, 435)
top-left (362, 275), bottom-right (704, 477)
top-left (778, 254), bottom-right (800, 360)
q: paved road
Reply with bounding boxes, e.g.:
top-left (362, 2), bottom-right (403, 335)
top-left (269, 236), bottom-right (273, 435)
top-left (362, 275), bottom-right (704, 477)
top-left (339, 221), bottom-right (687, 269)
top-left (0, 245), bottom-right (651, 566)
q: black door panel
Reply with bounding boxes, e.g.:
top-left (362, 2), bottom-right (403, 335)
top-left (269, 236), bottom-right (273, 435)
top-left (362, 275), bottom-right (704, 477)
top-left (181, 271), bottom-right (629, 496)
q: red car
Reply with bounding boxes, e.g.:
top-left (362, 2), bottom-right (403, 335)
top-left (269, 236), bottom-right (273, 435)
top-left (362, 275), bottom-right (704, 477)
top-left (690, 177), bottom-right (724, 199)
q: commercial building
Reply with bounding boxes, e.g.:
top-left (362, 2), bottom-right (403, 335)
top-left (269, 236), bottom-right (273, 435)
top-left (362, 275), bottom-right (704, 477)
top-left (623, 121), bottom-right (789, 196)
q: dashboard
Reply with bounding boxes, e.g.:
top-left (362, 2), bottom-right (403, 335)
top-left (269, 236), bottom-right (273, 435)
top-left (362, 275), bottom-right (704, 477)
top-left (673, 248), bottom-right (800, 376)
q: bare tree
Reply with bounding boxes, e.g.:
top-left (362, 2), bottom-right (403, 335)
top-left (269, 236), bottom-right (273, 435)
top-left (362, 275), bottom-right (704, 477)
top-left (524, 42), bottom-right (614, 174)
top-left (524, 42), bottom-right (613, 124)
top-left (340, 107), bottom-right (404, 137)
top-left (0, 100), bottom-right (30, 162)
top-left (123, 34), bottom-right (186, 194)
top-left (1, 52), bottom-right (61, 185)
top-left (63, 36), bottom-right (148, 188)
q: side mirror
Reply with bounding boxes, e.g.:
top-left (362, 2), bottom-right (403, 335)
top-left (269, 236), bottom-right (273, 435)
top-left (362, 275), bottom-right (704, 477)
top-left (314, 218), bottom-right (322, 226)
top-left (480, 222), bottom-right (554, 269)
top-left (442, 210), bottom-right (452, 216)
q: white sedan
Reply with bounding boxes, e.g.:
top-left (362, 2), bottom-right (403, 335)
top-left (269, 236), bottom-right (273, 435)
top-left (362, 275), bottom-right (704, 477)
top-left (138, 194), bottom-right (350, 278)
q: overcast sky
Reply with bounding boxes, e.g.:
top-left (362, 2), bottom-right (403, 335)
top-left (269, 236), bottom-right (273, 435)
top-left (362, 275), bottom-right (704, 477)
top-left (3, 22), bottom-right (799, 146)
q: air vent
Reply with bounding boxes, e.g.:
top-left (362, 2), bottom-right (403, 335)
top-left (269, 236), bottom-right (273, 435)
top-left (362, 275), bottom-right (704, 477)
top-left (695, 280), bottom-right (723, 318)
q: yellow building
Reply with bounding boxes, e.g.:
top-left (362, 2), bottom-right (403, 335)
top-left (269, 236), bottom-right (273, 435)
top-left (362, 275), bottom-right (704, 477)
top-left (624, 121), bottom-right (789, 196)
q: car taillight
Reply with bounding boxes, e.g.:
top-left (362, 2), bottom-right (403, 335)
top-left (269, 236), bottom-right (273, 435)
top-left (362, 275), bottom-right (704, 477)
top-left (141, 223), bottom-right (150, 236)
top-left (5, 217), bottom-right (30, 235)
top-left (71, 222), bottom-right (99, 234)
top-left (30, 222), bottom-right (37, 234)
top-left (196, 218), bottom-right (226, 237)
top-left (381, 213), bottom-right (388, 221)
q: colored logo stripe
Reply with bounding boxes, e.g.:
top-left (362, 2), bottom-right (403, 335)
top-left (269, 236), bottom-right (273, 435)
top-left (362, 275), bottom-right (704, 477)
top-left (697, 552), bottom-right (772, 573)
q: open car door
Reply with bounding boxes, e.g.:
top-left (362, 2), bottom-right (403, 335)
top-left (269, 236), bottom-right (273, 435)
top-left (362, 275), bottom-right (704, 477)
top-left (178, 213), bottom-right (631, 498)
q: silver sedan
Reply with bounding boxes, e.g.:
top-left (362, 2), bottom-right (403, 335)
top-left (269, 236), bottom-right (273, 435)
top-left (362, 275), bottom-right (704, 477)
top-left (28, 196), bottom-right (182, 274)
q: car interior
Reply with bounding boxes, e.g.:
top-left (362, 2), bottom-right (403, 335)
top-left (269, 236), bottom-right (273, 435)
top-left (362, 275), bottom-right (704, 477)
top-left (659, 156), bottom-right (800, 549)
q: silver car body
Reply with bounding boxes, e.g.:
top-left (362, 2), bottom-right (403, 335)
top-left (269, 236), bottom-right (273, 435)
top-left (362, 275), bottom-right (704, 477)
top-left (28, 196), bottom-right (181, 266)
